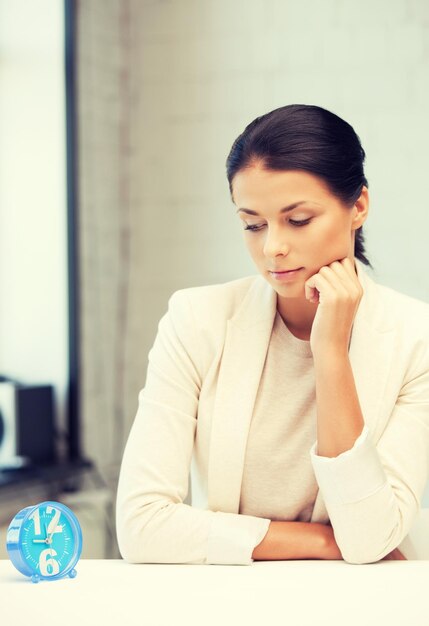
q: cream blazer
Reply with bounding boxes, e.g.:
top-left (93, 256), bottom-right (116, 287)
top-left (116, 259), bottom-right (429, 565)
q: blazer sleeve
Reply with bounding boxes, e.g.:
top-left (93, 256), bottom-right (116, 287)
top-left (309, 345), bottom-right (429, 564)
top-left (115, 289), bottom-right (271, 565)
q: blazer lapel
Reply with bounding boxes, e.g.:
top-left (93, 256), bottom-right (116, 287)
top-left (207, 274), bottom-right (276, 513)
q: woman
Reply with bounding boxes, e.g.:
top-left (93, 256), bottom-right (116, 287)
top-left (116, 104), bottom-right (429, 564)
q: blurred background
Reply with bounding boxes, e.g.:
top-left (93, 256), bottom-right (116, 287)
top-left (1, 0), bottom-right (428, 559)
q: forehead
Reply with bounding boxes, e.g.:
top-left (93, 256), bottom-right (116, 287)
top-left (232, 167), bottom-right (334, 206)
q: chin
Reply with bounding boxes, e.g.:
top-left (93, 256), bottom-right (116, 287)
top-left (272, 281), bottom-right (305, 295)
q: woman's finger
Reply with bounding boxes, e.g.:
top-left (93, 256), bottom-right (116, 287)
top-left (304, 273), bottom-right (335, 303)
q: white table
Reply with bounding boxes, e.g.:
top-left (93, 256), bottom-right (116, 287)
top-left (1, 559), bottom-right (429, 626)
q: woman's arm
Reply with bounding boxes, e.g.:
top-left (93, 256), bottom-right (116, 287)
top-left (305, 259), bottom-right (426, 563)
top-left (116, 289), bottom-right (272, 566)
top-left (313, 350), bottom-right (364, 458)
top-left (251, 521), bottom-right (340, 560)
top-left (252, 521), bottom-right (407, 561)
top-left (305, 258), bottom-right (365, 458)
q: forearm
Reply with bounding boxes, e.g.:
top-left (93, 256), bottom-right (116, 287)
top-left (314, 350), bottom-right (364, 458)
top-left (252, 520), bottom-right (335, 560)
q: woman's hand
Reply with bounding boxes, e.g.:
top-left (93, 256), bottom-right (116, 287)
top-left (305, 257), bottom-right (363, 357)
top-left (381, 548), bottom-right (407, 560)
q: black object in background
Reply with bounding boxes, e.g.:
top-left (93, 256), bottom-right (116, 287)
top-left (0, 382), bottom-right (55, 468)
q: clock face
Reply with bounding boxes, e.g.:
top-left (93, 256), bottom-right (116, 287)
top-left (19, 503), bottom-right (80, 578)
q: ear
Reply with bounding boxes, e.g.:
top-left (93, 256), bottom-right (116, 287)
top-left (351, 186), bottom-right (369, 230)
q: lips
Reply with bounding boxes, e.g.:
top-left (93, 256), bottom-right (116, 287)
top-left (270, 268), bottom-right (301, 273)
top-left (270, 267), bottom-right (303, 282)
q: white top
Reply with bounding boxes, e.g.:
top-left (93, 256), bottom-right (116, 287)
top-left (239, 310), bottom-right (319, 523)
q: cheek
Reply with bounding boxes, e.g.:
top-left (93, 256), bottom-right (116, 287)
top-left (244, 235), bottom-right (261, 257)
top-left (308, 222), bottom-right (351, 259)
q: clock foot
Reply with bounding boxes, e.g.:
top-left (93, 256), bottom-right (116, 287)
top-left (69, 568), bottom-right (77, 578)
top-left (31, 574), bottom-right (41, 584)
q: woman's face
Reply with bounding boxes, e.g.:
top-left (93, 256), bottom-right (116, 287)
top-left (232, 166), bottom-right (368, 299)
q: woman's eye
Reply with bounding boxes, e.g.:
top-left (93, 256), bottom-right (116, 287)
top-left (244, 218), bottom-right (312, 232)
top-left (289, 218), bottom-right (312, 227)
top-left (243, 224), bottom-right (262, 231)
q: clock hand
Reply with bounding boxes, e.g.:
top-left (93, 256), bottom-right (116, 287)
top-left (45, 521), bottom-right (57, 545)
top-left (48, 527), bottom-right (55, 543)
top-left (44, 522), bottom-right (56, 571)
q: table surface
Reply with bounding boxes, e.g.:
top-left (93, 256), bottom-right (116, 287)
top-left (1, 559), bottom-right (429, 626)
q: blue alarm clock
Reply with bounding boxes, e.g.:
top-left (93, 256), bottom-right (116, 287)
top-left (6, 500), bottom-right (83, 583)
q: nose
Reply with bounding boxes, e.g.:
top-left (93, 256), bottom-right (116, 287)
top-left (262, 225), bottom-right (291, 258)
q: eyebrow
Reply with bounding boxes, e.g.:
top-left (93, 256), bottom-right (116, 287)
top-left (236, 201), bottom-right (317, 215)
